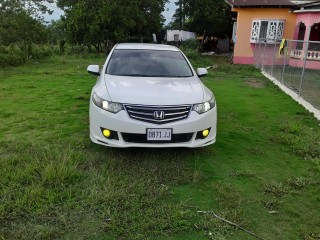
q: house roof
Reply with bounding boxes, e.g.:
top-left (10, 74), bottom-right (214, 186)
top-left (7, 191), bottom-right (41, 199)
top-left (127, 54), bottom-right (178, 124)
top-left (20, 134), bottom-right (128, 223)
top-left (298, 0), bottom-right (320, 9)
top-left (225, 0), bottom-right (320, 8)
top-left (225, 0), bottom-right (296, 7)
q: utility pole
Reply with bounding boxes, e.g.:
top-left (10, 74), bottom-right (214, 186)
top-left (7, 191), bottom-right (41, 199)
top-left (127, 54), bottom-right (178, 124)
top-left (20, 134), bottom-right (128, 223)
top-left (179, 0), bottom-right (182, 30)
top-left (179, 0), bottom-right (185, 30)
top-left (182, 0), bottom-right (185, 29)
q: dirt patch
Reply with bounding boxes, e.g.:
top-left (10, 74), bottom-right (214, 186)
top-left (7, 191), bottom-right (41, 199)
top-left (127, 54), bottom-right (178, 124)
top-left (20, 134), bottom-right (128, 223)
top-left (246, 78), bottom-right (265, 88)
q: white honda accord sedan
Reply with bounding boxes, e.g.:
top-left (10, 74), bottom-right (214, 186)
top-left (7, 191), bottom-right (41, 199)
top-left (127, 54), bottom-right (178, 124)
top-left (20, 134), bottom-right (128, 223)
top-left (87, 43), bottom-right (217, 148)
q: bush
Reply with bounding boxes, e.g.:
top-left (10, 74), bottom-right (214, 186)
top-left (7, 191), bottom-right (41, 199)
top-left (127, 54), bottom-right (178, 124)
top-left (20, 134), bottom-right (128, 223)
top-left (180, 39), bottom-right (200, 51)
top-left (0, 53), bottom-right (25, 67)
top-left (182, 49), bottom-right (200, 60)
top-left (0, 44), bottom-right (63, 67)
top-left (0, 45), bottom-right (26, 67)
top-left (179, 39), bottom-right (201, 60)
top-left (30, 45), bottom-right (55, 59)
top-left (65, 45), bottom-right (87, 55)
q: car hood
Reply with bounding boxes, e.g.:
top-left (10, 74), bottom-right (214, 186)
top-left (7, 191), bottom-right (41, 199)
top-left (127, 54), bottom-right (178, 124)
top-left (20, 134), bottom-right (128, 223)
top-left (103, 74), bottom-right (204, 105)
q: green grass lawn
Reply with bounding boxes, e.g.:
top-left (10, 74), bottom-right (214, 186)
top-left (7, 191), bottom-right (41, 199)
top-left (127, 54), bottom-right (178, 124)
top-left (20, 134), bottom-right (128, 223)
top-left (1, 55), bottom-right (320, 240)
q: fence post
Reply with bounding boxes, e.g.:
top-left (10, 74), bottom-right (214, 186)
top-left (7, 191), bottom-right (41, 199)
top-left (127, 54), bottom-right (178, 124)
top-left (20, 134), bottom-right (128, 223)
top-left (262, 40), bottom-right (267, 71)
top-left (253, 43), bottom-right (257, 67)
top-left (280, 42), bottom-right (287, 83)
top-left (256, 41), bottom-right (261, 68)
top-left (298, 40), bottom-right (309, 97)
top-left (271, 40), bottom-right (277, 76)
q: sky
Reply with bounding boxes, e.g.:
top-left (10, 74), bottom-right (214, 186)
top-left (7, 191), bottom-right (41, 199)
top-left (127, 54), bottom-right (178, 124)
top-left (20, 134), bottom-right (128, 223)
top-left (43, 1), bottom-right (177, 25)
top-left (163, 1), bottom-right (177, 24)
top-left (42, 2), bottom-right (64, 23)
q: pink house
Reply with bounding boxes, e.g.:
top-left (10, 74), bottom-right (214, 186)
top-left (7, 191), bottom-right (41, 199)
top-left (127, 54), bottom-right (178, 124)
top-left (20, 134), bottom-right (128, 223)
top-left (226, 0), bottom-right (320, 69)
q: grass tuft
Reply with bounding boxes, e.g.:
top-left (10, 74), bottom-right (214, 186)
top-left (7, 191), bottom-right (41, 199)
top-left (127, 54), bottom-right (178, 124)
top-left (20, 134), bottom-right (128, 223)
top-left (264, 181), bottom-right (289, 196)
top-left (271, 121), bottom-right (320, 160)
top-left (303, 232), bottom-right (320, 240)
top-left (287, 176), bottom-right (317, 190)
top-left (228, 170), bottom-right (256, 178)
top-left (262, 198), bottom-right (280, 211)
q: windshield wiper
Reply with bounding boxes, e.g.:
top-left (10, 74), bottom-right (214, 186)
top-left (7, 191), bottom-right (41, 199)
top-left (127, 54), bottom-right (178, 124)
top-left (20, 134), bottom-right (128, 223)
top-left (121, 74), bottom-right (150, 77)
top-left (154, 75), bottom-right (191, 78)
top-left (113, 74), bottom-right (191, 77)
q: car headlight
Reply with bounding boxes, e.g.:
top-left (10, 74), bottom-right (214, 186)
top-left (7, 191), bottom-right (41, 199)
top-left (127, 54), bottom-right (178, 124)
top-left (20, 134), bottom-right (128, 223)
top-left (92, 92), bottom-right (123, 113)
top-left (193, 97), bottom-right (215, 114)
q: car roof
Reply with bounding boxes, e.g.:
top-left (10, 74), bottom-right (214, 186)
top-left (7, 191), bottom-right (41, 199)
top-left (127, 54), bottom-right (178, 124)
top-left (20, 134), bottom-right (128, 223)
top-left (115, 43), bottom-right (179, 51)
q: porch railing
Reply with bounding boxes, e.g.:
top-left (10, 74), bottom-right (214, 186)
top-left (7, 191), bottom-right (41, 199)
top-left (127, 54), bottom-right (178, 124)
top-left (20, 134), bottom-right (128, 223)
top-left (290, 49), bottom-right (320, 60)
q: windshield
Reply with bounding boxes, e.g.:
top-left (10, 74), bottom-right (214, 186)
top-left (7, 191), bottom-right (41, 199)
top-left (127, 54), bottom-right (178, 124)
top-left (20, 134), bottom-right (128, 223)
top-left (106, 49), bottom-right (193, 77)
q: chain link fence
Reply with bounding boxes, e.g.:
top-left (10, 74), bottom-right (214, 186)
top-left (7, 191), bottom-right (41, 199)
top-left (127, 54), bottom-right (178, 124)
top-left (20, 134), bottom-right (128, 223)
top-left (253, 39), bottom-right (320, 111)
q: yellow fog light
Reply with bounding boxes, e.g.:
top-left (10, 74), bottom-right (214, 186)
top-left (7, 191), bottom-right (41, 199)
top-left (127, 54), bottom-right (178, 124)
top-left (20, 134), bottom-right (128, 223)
top-left (202, 129), bottom-right (209, 137)
top-left (102, 129), bottom-right (111, 138)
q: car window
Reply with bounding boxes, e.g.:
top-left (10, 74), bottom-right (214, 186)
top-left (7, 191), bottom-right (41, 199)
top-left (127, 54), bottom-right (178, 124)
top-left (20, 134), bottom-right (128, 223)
top-left (106, 49), bottom-right (193, 77)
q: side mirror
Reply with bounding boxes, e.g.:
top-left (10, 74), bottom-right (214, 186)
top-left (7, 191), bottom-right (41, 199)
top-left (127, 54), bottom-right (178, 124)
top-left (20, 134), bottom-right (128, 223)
top-left (196, 68), bottom-right (208, 77)
top-left (87, 65), bottom-right (100, 76)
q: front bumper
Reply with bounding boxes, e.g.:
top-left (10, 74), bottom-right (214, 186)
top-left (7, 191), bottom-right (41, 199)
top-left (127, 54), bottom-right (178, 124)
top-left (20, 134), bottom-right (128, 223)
top-left (89, 101), bottom-right (217, 148)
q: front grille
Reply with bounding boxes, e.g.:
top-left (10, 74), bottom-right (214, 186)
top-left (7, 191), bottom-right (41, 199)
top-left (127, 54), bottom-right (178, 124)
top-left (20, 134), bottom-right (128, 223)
top-left (123, 104), bottom-right (192, 124)
top-left (122, 132), bottom-right (193, 143)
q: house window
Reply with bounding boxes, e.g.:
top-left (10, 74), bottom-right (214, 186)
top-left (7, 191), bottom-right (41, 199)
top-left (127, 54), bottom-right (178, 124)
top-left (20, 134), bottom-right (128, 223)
top-left (250, 20), bottom-right (285, 43)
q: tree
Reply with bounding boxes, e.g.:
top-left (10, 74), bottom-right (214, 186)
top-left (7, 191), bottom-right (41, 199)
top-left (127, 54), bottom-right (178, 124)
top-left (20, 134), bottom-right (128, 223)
top-left (171, 0), bottom-right (232, 37)
top-left (0, 10), bottom-right (48, 58)
top-left (127, 0), bottom-right (167, 42)
top-left (0, 0), bottom-right (50, 59)
top-left (63, 0), bottom-right (168, 49)
top-left (56, 0), bottom-right (78, 9)
top-left (0, 0), bottom-right (54, 16)
top-left (47, 19), bottom-right (67, 52)
top-left (64, 0), bottom-right (111, 51)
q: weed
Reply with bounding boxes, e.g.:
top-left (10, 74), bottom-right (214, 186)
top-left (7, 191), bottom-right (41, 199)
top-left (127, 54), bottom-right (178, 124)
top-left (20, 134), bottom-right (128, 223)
top-left (212, 183), bottom-right (243, 209)
top-left (303, 232), bottom-right (320, 240)
top-left (228, 170), bottom-right (256, 178)
top-left (247, 146), bottom-right (263, 155)
top-left (270, 133), bottom-right (299, 145)
top-left (262, 198), bottom-right (280, 210)
top-left (246, 78), bottom-right (266, 88)
top-left (287, 176), bottom-right (317, 190)
top-left (312, 158), bottom-right (320, 172)
top-left (271, 121), bottom-right (320, 160)
top-left (192, 170), bottom-right (207, 183)
top-left (221, 111), bottom-right (238, 120)
top-left (264, 181), bottom-right (289, 196)
top-left (294, 129), bottom-right (320, 160)
top-left (197, 212), bottom-right (235, 238)
top-left (280, 121), bottom-right (303, 134)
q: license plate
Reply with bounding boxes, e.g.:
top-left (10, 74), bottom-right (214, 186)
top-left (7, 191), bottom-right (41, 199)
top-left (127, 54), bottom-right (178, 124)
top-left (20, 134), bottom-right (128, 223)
top-left (147, 128), bottom-right (172, 141)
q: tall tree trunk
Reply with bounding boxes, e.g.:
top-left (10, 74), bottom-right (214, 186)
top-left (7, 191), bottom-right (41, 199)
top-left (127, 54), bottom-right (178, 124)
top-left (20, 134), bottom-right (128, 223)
top-left (179, 0), bottom-right (182, 30)
top-left (17, 40), bottom-right (29, 61)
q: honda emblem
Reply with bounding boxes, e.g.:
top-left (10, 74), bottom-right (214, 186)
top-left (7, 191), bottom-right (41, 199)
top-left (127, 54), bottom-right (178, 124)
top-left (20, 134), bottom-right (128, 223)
top-left (154, 111), bottom-right (165, 120)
